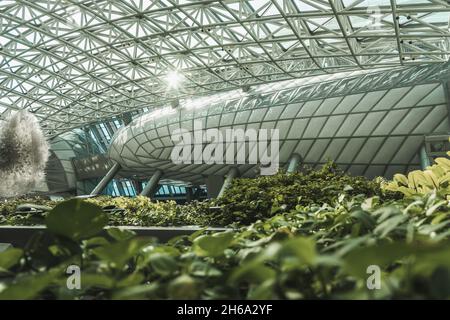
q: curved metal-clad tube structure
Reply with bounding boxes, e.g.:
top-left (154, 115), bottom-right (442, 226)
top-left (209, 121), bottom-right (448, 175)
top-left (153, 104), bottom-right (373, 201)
top-left (108, 63), bottom-right (450, 184)
top-left (45, 129), bottom-right (104, 194)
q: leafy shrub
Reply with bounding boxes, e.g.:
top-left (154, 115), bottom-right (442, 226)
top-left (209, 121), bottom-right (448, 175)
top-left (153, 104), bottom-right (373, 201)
top-left (383, 151), bottom-right (450, 199)
top-left (0, 196), bottom-right (211, 227)
top-left (0, 191), bottom-right (449, 300)
top-left (0, 196), bottom-right (57, 225)
top-left (86, 196), bottom-right (211, 227)
top-left (0, 162), bottom-right (397, 227)
top-left (211, 162), bottom-right (397, 225)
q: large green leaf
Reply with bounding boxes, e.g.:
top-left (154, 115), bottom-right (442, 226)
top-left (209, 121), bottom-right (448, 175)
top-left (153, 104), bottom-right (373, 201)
top-left (188, 261), bottom-right (222, 278)
top-left (229, 259), bottom-right (276, 285)
top-left (46, 199), bottom-right (108, 241)
top-left (344, 242), bottom-right (450, 279)
top-left (0, 269), bottom-right (58, 300)
top-left (107, 227), bottom-right (136, 241)
top-left (92, 238), bottom-right (152, 269)
top-left (148, 253), bottom-right (178, 276)
top-left (193, 231), bottom-right (234, 257)
top-left (167, 275), bottom-right (199, 299)
top-left (343, 243), bottom-right (414, 279)
top-left (278, 237), bottom-right (317, 266)
top-left (0, 248), bottom-right (23, 270)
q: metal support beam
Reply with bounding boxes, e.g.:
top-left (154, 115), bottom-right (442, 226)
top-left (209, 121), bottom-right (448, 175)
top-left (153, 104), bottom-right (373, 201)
top-left (186, 187), bottom-right (194, 202)
top-left (140, 170), bottom-right (163, 197)
top-left (1, 1), bottom-right (450, 139)
top-left (217, 167), bottom-right (239, 198)
top-left (133, 180), bottom-right (143, 194)
top-left (89, 162), bottom-right (121, 196)
top-left (419, 145), bottom-right (431, 170)
top-left (443, 80), bottom-right (450, 127)
top-left (205, 175), bottom-right (223, 199)
top-left (287, 153), bottom-right (302, 173)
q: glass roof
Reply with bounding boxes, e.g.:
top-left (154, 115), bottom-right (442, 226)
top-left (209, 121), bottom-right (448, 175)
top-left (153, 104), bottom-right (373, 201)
top-left (0, 0), bottom-right (449, 135)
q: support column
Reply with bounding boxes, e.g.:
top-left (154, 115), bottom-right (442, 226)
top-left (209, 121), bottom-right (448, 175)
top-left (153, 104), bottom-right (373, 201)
top-left (140, 169), bottom-right (163, 197)
top-left (132, 180), bottom-right (143, 194)
top-left (420, 145), bottom-right (431, 170)
top-left (90, 162), bottom-right (121, 196)
top-left (442, 80), bottom-right (450, 127)
top-left (287, 153), bottom-right (302, 173)
top-left (218, 167), bottom-right (239, 198)
top-left (205, 175), bottom-right (223, 199)
top-left (185, 186), bottom-right (194, 202)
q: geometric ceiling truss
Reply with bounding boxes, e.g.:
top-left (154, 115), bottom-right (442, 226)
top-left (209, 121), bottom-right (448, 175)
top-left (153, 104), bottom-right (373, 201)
top-left (1, 0), bottom-right (449, 136)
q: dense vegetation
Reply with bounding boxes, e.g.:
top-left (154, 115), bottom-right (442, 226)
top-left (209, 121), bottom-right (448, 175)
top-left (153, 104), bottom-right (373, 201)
top-left (0, 155), bottom-right (448, 299)
top-left (383, 156), bottom-right (450, 199)
top-left (0, 190), bottom-right (449, 299)
top-left (212, 162), bottom-right (397, 225)
top-left (0, 162), bottom-right (395, 227)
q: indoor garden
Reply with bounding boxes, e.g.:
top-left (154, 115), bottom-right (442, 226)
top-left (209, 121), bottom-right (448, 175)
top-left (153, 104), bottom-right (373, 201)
top-left (0, 155), bottom-right (449, 299)
top-left (0, 0), bottom-right (449, 304)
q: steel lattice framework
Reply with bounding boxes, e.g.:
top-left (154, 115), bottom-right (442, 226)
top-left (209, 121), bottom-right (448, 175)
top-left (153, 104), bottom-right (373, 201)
top-left (0, 0), bottom-right (449, 135)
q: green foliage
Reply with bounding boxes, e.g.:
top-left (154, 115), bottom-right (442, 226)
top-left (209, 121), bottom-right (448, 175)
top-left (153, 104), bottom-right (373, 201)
top-left (46, 199), bottom-right (108, 241)
top-left (0, 248), bottom-right (22, 271)
top-left (211, 162), bottom-right (397, 225)
top-left (383, 151), bottom-right (450, 199)
top-left (0, 190), bottom-right (449, 299)
top-left (0, 196), bottom-right (58, 225)
top-left (0, 161), bottom-right (448, 299)
top-left (0, 195), bottom-right (212, 227)
top-left (0, 162), bottom-right (393, 227)
top-left (88, 196), bottom-right (176, 226)
top-left (193, 231), bottom-right (235, 257)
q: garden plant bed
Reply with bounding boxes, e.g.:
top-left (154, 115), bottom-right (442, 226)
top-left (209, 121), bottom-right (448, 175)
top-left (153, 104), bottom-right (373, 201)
top-left (0, 225), bottom-right (230, 248)
top-left (0, 158), bottom-right (448, 299)
top-left (0, 162), bottom-right (396, 228)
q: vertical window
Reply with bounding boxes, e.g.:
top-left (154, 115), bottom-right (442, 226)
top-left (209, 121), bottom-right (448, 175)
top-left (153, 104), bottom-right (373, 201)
top-left (111, 181), bottom-right (120, 196)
